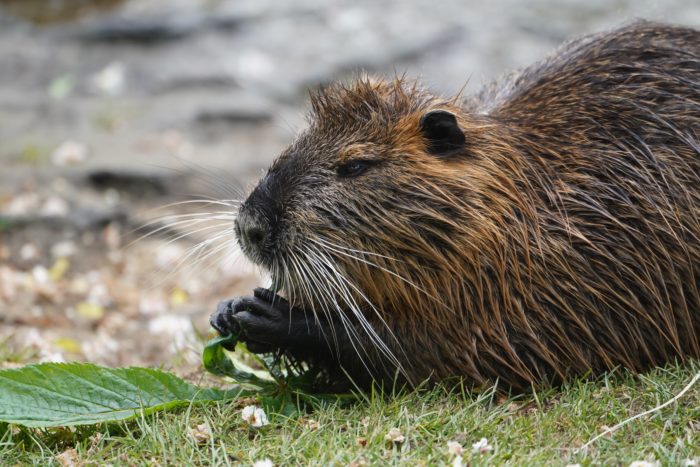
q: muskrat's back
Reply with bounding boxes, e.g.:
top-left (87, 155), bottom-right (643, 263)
top-left (468, 21), bottom-right (700, 388)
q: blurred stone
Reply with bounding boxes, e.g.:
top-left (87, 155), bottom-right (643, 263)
top-left (195, 104), bottom-right (273, 125)
top-left (0, 0), bottom-right (126, 25)
top-left (20, 243), bottom-right (39, 261)
top-left (51, 241), bottom-right (77, 258)
top-left (155, 243), bottom-right (183, 270)
top-left (139, 293), bottom-right (168, 315)
top-left (72, 14), bottom-right (204, 43)
top-left (102, 222), bottom-right (122, 250)
top-left (147, 314), bottom-right (193, 350)
top-left (40, 196), bottom-right (70, 217)
top-left (4, 193), bottom-right (40, 216)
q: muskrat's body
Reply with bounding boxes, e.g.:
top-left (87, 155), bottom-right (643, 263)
top-left (212, 21), bottom-right (700, 392)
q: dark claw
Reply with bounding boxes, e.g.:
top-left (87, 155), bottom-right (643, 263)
top-left (210, 299), bottom-right (240, 350)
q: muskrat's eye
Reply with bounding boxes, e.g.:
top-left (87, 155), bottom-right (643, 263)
top-left (336, 160), bottom-right (372, 178)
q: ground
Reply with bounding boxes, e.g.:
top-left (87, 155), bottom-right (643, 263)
top-left (1, 1), bottom-right (699, 465)
top-left (0, 359), bottom-right (699, 465)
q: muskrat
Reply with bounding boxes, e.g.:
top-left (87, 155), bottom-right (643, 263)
top-left (210, 21), bottom-right (700, 392)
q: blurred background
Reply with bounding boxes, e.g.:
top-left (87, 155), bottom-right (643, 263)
top-left (1, 0), bottom-right (699, 374)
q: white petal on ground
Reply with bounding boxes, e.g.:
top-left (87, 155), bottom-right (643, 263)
top-left (241, 405), bottom-right (269, 428)
top-left (188, 423), bottom-right (212, 444)
top-left (471, 437), bottom-right (493, 454)
top-left (447, 440), bottom-right (463, 456)
top-left (384, 427), bottom-right (405, 444)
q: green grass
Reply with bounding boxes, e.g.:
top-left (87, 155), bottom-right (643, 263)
top-left (1, 362), bottom-right (698, 466)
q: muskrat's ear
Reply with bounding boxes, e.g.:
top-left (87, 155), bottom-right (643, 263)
top-left (419, 109), bottom-right (466, 156)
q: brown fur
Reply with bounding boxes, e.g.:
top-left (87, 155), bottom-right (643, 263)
top-left (250, 21), bottom-right (700, 391)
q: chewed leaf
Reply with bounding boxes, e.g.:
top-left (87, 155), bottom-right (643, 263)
top-left (202, 334), bottom-right (358, 414)
top-left (202, 334), bottom-right (277, 390)
top-left (0, 363), bottom-right (241, 428)
top-left (201, 334), bottom-right (239, 377)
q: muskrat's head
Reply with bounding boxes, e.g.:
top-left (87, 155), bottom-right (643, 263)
top-left (235, 77), bottom-right (510, 316)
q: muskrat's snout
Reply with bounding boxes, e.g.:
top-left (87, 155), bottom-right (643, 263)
top-left (236, 173), bottom-right (287, 268)
top-left (235, 214), bottom-right (266, 252)
top-left (236, 208), bottom-right (276, 266)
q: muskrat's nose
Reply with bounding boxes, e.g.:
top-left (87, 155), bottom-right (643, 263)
top-left (245, 225), bottom-right (265, 246)
top-left (237, 214), bottom-right (269, 253)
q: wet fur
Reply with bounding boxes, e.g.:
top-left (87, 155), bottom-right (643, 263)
top-left (213, 21), bottom-right (700, 392)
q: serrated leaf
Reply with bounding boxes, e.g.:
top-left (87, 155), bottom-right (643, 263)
top-left (202, 334), bottom-right (358, 415)
top-left (0, 363), bottom-right (241, 428)
top-left (202, 334), bottom-right (276, 390)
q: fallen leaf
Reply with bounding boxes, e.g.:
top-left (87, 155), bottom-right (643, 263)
top-left (55, 448), bottom-right (80, 467)
top-left (53, 337), bottom-right (81, 354)
top-left (76, 302), bottom-right (105, 321)
top-left (170, 288), bottom-right (189, 306)
top-left (189, 423), bottom-right (212, 444)
top-left (49, 258), bottom-right (70, 281)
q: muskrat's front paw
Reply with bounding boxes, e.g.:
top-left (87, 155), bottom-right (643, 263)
top-left (211, 288), bottom-right (324, 355)
top-left (209, 288), bottom-right (293, 354)
top-left (232, 288), bottom-right (293, 353)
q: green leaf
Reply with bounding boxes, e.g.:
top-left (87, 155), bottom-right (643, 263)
top-left (202, 334), bottom-right (359, 416)
top-left (0, 363), bottom-right (241, 428)
top-left (202, 335), bottom-right (277, 390)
